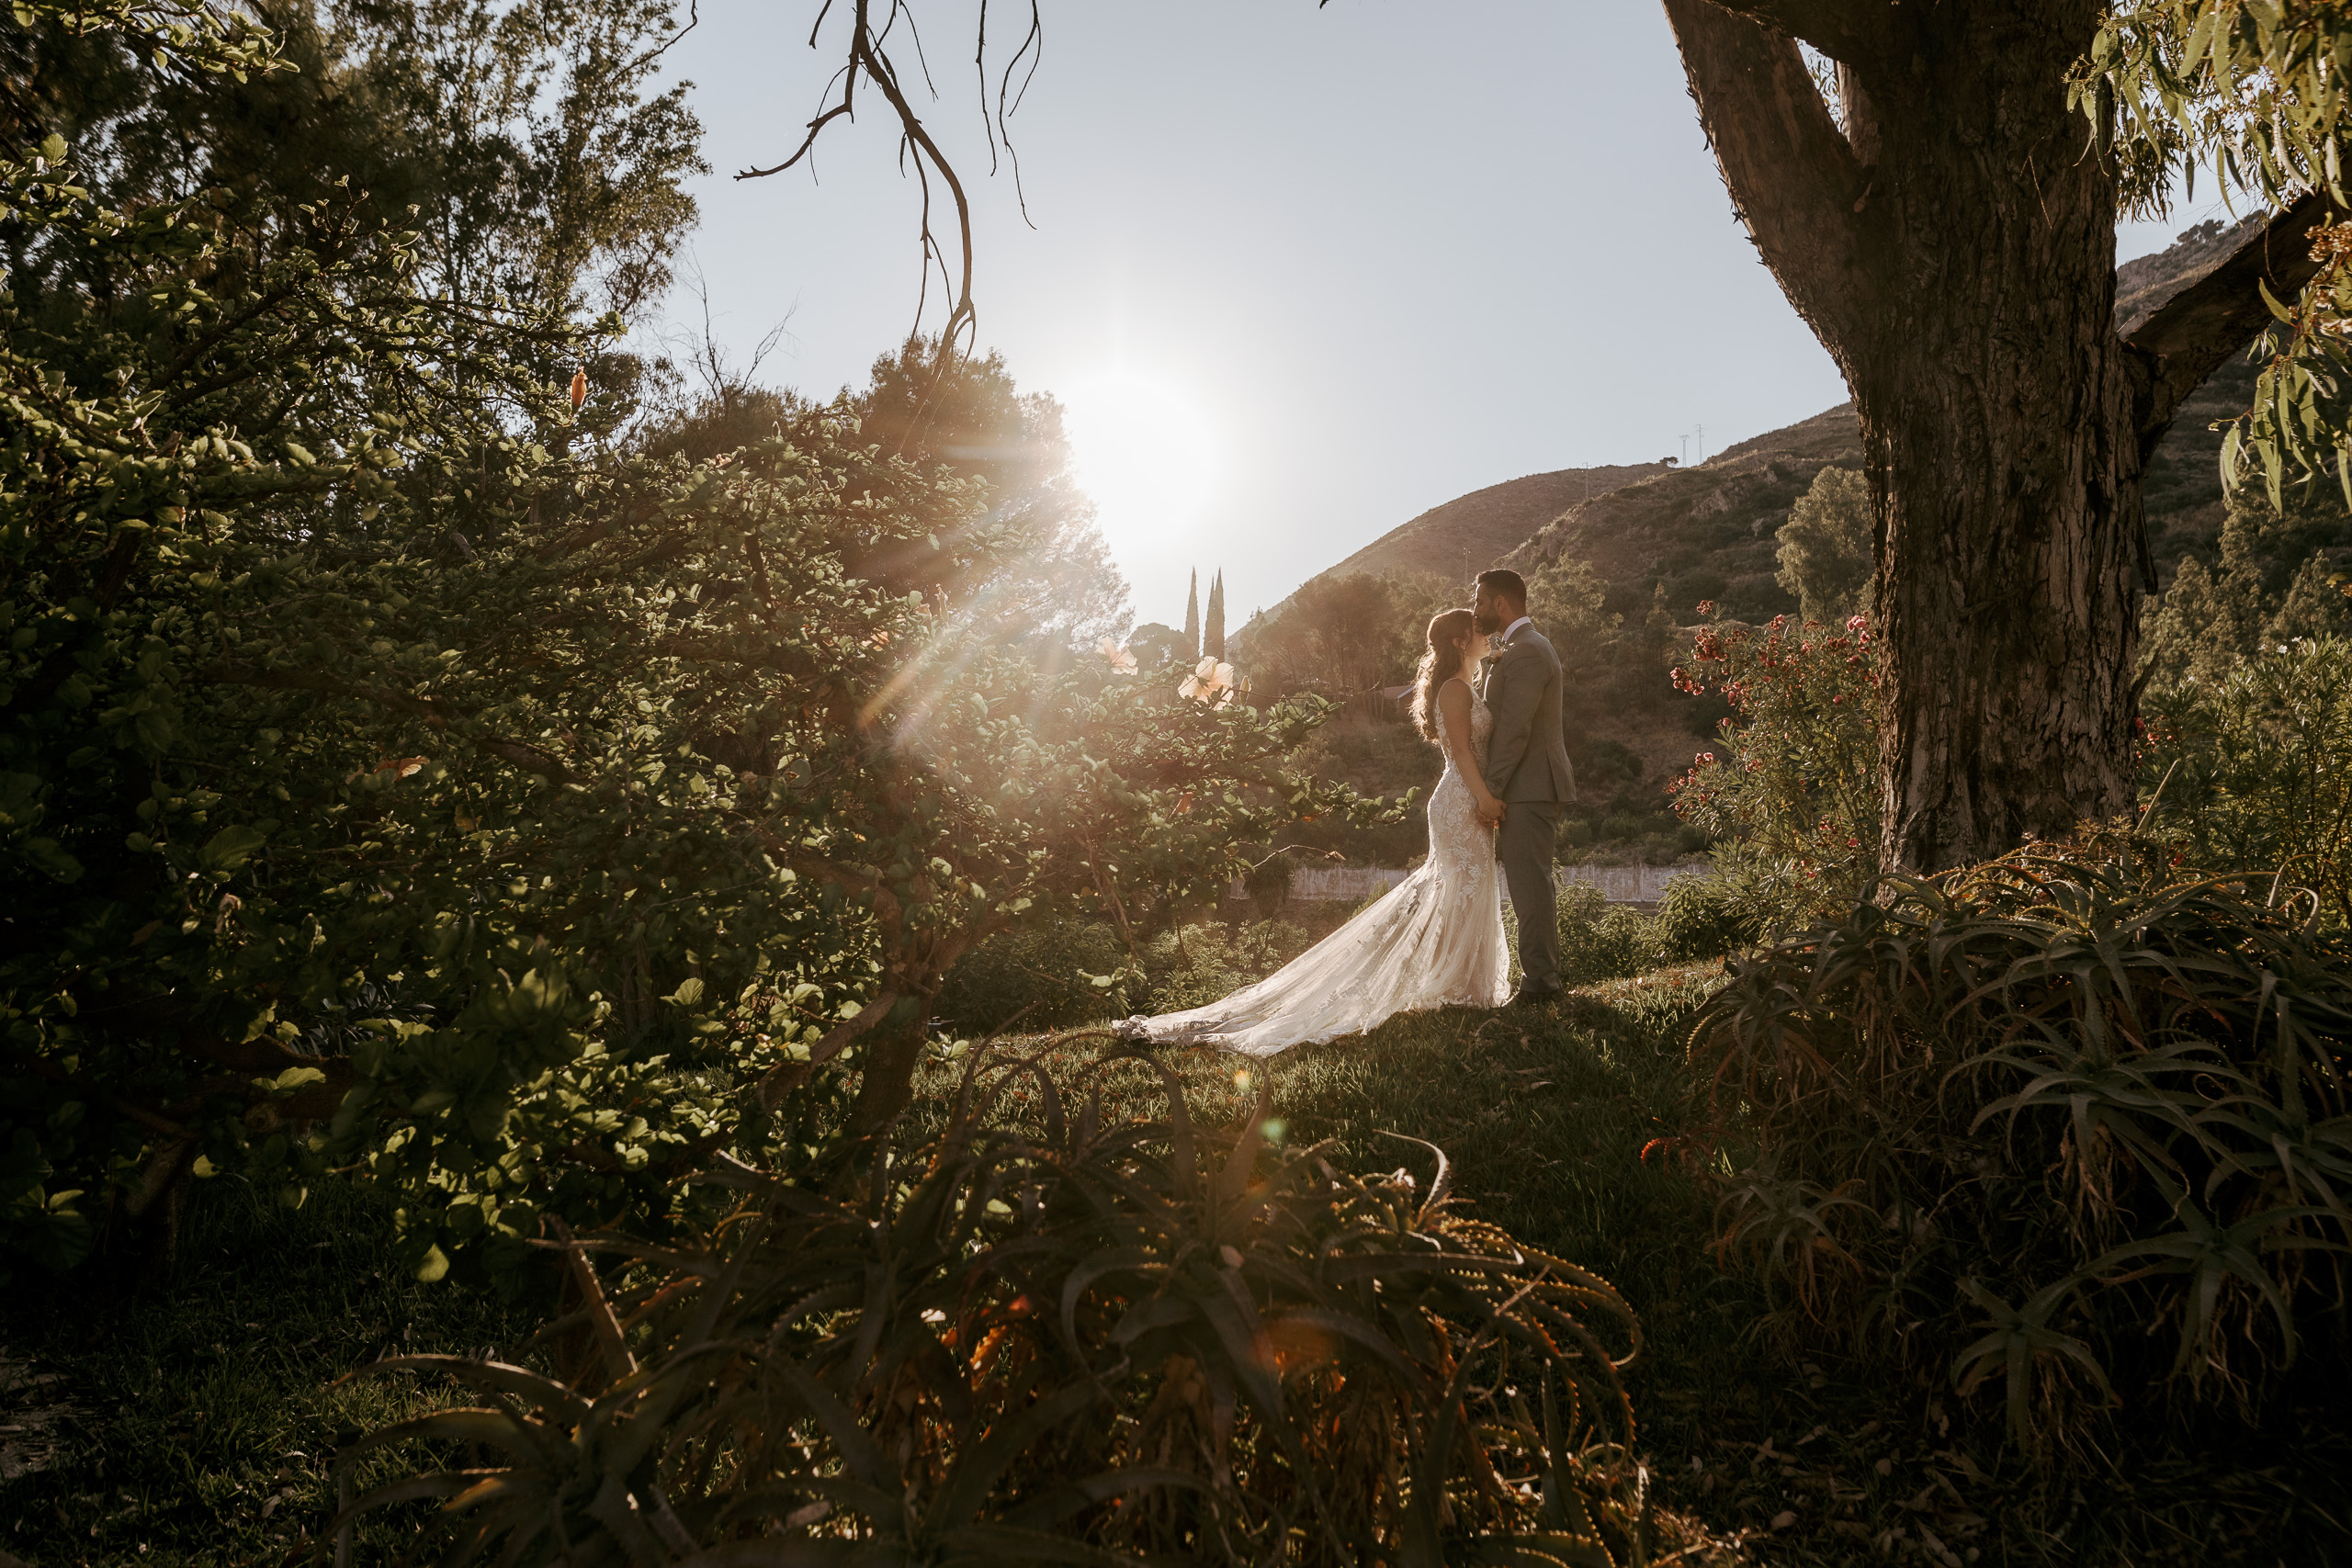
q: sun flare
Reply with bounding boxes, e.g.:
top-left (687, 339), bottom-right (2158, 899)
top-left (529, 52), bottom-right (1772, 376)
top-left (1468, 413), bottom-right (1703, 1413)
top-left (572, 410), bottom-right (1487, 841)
top-left (1057, 370), bottom-right (1223, 547)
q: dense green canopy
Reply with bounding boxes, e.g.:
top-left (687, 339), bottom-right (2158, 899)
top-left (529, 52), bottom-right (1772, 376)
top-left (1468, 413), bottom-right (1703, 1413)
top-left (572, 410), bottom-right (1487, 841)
top-left (0, 0), bottom-right (1374, 1284)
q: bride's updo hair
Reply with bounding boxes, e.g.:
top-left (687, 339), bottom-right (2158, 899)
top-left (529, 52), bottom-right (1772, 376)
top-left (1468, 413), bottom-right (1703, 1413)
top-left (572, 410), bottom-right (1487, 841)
top-left (1412, 607), bottom-right (1479, 741)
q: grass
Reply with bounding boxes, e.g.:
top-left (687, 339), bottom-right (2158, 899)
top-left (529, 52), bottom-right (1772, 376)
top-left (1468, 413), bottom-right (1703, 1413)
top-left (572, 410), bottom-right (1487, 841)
top-left (5, 948), bottom-right (2347, 1566)
top-left (0, 1179), bottom-right (537, 1568)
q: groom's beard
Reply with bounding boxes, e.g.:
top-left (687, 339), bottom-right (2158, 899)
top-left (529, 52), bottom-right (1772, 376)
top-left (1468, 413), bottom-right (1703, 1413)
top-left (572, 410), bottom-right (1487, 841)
top-left (1473, 611), bottom-right (1499, 635)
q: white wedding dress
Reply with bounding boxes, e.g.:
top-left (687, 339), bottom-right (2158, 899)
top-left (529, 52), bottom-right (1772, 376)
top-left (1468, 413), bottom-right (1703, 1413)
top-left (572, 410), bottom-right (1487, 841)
top-left (1119, 680), bottom-right (1510, 1056)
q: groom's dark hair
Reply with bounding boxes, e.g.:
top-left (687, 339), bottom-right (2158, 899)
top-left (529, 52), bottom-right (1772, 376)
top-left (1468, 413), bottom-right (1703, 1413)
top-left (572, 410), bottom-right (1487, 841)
top-left (1476, 569), bottom-right (1526, 609)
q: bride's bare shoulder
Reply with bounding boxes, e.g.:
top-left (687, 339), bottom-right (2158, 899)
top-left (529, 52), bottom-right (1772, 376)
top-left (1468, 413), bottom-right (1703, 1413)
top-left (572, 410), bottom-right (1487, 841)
top-left (1436, 677), bottom-right (1473, 713)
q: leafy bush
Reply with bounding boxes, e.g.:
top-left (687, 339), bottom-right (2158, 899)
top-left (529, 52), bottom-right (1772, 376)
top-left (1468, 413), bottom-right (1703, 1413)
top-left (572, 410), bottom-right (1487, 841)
top-left (1772, 465), bottom-right (1871, 624)
top-left (1136, 918), bottom-right (1320, 1014)
top-left (1652, 874), bottom-right (1757, 962)
top-left (336, 1057), bottom-right (1645, 1565)
top-left (2141, 634), bottom-right (2352, 924)
top-left (1556, 886), bottom-right (1662, 987)
top-left (1242, 847), bottom-right (1296, 919)
top-left (933, 920), bottom-right (1133, 1034)
top-left (1683, 837), bottom-right (2352, 1450)
top-left (1281, 718), bottom-right (1433, 868)
top-left (1668, 609), bottom-right (1878, 933)
top-left (0, 9), bottom-right (1379, 1285)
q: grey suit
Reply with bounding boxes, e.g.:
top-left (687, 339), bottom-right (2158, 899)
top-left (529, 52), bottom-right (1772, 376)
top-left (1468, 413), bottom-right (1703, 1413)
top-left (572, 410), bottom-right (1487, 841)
top-left (1479, 622), bottom-right (1577, 995)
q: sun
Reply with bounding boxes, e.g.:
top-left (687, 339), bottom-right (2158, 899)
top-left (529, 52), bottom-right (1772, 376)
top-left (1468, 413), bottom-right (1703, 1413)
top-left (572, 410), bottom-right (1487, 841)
top-left (1057, 370), bottom-right (1223, 546)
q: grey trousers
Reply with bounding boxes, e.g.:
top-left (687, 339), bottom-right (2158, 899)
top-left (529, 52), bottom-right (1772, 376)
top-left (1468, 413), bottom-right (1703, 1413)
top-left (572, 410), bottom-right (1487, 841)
top-left (1497, 800), bottom-right (1562, 994)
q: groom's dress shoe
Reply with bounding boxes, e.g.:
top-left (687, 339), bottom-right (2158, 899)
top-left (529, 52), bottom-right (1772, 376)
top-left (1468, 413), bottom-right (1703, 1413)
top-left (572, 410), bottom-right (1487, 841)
top-left (1505, 985), bottom-right (1563, 1009)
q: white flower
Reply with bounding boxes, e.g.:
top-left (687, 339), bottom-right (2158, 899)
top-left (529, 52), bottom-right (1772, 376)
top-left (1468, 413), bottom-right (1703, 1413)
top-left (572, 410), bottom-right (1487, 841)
top-left (1180, 656), bottom-right (1238, 706)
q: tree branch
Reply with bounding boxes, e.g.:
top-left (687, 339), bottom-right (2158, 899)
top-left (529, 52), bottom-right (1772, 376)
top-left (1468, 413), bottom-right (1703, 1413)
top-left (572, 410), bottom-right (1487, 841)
top-left (738, 0), bottom-right (977, 355)
top-left (1692, 0), bottom-right (1895, 65)
top-left (1663, 0), bottom-right (1878, 365)
top-left (206, 663), bottom-right (576, 784)
top-left (2124, 189), bottom-right (2348, 457)
top-left (756, 989), bottom-right (899, 1111)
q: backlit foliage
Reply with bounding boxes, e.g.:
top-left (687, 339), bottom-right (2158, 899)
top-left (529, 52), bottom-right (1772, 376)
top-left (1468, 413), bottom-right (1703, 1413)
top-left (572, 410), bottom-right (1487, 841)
top-left (0, 2), bottom-right (1373, 1284)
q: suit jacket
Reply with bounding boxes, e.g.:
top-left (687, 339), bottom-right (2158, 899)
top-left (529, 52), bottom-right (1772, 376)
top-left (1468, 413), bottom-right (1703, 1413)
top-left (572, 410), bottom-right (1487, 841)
top-left (1479, 623), bottom-right (1577, 805)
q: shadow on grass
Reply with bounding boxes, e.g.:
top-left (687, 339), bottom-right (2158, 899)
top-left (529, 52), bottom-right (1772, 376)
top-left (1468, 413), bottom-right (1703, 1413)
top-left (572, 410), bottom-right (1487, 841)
top-left (6, 962), bottom-right (2345, 1566)
top-left (0, 1178), bottom-right (537, 1568)
top-left (912, 964), bottom-right (2352, 1567)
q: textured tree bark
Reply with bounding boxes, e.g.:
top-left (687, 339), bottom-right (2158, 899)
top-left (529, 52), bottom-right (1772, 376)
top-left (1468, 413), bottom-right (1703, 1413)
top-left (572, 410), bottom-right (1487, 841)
top-left (843, 921), bottom-right (979, 1136)
top-left (846, 1000), bottom-right (933, 1134)
top-left (1664, 0), bottom-right (2318, 871)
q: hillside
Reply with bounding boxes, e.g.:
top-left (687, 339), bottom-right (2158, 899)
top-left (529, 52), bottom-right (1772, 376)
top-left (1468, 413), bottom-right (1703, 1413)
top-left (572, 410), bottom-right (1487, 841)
top-left (1260, 463), bottom-right (1668, 606)
top-left (2127, 217), bottom-right (2269, 574)
top-left (1504, 405), bottom-right (1861, 623)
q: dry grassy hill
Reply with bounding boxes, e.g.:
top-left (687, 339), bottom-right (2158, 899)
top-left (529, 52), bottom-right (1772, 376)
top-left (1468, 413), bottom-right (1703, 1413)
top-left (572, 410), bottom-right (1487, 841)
top-left (1268, 464), bottom-right (1668, 599)
top-left (1498, 220), bottom-right (2274, 620)
top-left (1505, 405), bottom-right (1861, 624)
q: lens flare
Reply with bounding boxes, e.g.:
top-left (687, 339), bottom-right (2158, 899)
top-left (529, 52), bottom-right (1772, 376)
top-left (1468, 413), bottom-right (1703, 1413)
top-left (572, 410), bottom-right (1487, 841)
top-left (1059, 371), bottom-right (1222, 547)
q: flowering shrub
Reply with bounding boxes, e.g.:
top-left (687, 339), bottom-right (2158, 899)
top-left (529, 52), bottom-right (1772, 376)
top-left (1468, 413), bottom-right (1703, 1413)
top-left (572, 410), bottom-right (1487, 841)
top-left (2140, 635), bottom-right (2352, 925)
top-left (1667, 606), bottom-right (1880, 931)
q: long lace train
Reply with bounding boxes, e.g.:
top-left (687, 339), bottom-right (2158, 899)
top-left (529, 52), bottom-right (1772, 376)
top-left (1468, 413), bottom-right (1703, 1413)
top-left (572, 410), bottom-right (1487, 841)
top-left (1118, 687), bottom-right (1509, 1056)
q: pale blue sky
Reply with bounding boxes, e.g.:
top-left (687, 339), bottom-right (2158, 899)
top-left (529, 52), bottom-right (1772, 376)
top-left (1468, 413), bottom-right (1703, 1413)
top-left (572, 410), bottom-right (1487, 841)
top-left (647, 2), bottom-right (2203, 633)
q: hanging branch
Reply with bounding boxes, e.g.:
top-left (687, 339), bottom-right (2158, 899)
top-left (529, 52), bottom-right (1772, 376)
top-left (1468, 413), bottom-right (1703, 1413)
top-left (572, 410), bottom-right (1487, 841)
top-left (976, 0), bottom-right (1044, 226)
top-left (736, 1), bottom-right (1043, 365)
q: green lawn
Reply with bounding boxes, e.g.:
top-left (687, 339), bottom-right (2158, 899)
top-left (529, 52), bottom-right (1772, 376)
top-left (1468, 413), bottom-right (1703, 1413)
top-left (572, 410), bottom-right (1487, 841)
top-left (5, 961), bottom-right (2346, 1566)
top-left (1, 1181), bottom-right (537, 1568)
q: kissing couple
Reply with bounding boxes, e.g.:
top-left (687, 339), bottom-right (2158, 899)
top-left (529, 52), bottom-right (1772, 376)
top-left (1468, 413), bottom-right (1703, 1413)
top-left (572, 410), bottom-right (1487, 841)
top-left (1121, 569), bottom-right (1577, 1056)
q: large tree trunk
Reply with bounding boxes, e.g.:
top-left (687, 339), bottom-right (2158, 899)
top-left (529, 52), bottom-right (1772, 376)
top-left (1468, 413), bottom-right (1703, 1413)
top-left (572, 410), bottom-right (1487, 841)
top-left (1663, 0), bottom-right (2334, 872)
top-left (1855, 19), bottom-right (2142, 866)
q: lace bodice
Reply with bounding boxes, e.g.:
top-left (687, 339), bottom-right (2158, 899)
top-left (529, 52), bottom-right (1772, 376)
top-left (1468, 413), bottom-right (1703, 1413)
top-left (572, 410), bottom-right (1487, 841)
top-left (1117, 678), bottom-right (1508, 1055)
top-left (1443, 680), bottom-right (1493, 774)
top-left (1425, 682), bottom-right (1495, 885)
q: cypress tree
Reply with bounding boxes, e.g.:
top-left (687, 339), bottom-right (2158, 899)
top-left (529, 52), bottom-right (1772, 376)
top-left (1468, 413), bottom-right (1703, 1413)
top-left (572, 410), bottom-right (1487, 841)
top-left (1183, 569), bottom-right (1200, 660)
top-left (1205, 570), bottom-right (1226, 660)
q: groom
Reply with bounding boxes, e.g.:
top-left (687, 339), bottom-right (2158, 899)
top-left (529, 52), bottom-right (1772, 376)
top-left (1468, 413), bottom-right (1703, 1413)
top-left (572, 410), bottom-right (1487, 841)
top-left (1473, 569), bottom-right (1577, 1005)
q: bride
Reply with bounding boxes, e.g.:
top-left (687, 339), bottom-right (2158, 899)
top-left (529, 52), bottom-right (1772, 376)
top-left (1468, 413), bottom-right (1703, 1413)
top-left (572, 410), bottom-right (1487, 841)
top-left (1118, 607), bottom-right (1511, 1055)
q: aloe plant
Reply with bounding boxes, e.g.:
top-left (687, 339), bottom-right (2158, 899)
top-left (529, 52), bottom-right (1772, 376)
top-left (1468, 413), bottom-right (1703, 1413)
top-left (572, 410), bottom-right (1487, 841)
top-left (334, 1052), bottom-right (1647, 1565)
top-left (1686, 833), bottom-right (2352, 1450)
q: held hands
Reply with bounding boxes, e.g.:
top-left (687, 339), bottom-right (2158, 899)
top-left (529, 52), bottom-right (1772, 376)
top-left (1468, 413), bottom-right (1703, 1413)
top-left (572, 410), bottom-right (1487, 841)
top-left (1476, 796), bottom-right (1506, 829)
